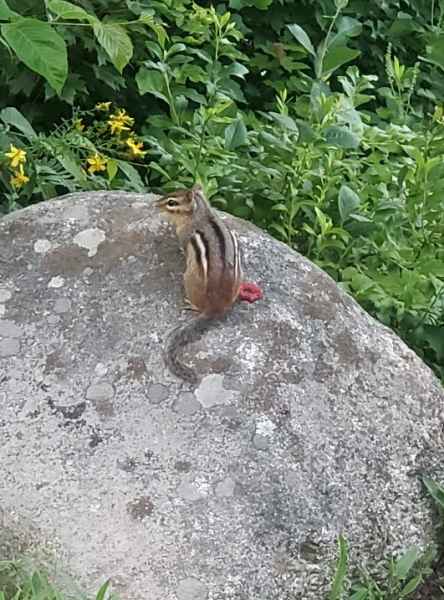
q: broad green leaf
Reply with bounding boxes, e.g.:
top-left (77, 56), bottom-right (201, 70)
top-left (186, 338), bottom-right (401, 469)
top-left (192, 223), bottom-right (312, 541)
top-left (325, 125), bottom-right (359, 149)
top-left (270, 222), bottom-right (289, 238)
top-left (47, 0), bottom-right (96, 22)
top-left (93, 23), bottom-right (133, 73)
top-left (400, 575), bottom-right (422, 597)
top-left (422, 327), bottom-right (444, 363)
top-left (225, 117), bottom-right (248, 150)
top-left (145, 40), bottom-right (162, 60)
top-left (419, 258), bottom-right (444, 277)
top-left (0, 0), bottom-right (18, 20)
top-left (329, 17), bottom-right (362, 49)
top-left (226, 62), bottom-right (249, 78)
top-left (338, 185), bottom-right (360, 222)
top-left (0, 107), bottom-right (36, 139)
top-left (182, 88), bottom-right (207, 105)
top-left (424, 34), bottom-right (444, 71)
top-left (219, 78), bottom-right (246, 103)
top-left (350, 590), bottom-right (369, 600)
top-left (269, 112), bottom-right (299, 132)
top-left (106, 158), bottom-right (119, 181)
top-left (389, 13), bottom-right (419, 36)
top-left (329, 535), bottom-right (348, 600)
top-left (1, 17), bottom-right (68, 93)
top-left (287, 24), bottom-right (316, 57)
top-left (117, 161), bottom-right (144, 191)
top-left (166, 42), bottom-right (186, 56)
top-left (337, 16), bottom-right (359, 35)
top-left (272, 203), bottom-right (288, 212)
top-left (393, 547), bottom-right (420, 580)
top-left (57, 153), bottom-right (87, 182)
top-left (323, 46), bottom-right (360, 76)
top-left (135, 67), bottom-right (168, 103)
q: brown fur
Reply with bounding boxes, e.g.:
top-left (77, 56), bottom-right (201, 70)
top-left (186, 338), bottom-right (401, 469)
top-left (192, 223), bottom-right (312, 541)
top-left (156, 186), bottom-right (241, 383)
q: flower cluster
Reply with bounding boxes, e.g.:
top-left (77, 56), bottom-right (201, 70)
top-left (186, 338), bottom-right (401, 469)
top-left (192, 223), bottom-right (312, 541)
top-left (82, 103), bottom-right (146, 176)
top-left (87, 153), bottom-right (107, 174)
top-left (4, 145), bottom-right (30, 189)
top-left (107, 108), bottom-right (134, 135)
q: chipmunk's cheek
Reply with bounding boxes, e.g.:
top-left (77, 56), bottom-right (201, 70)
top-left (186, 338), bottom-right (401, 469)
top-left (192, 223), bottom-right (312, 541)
top-left (238, 282), bottom-right (263, 303)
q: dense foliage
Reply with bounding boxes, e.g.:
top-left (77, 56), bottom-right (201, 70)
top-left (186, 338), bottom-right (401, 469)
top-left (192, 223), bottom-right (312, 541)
top-left (0, 0), bottom-right (444, 382)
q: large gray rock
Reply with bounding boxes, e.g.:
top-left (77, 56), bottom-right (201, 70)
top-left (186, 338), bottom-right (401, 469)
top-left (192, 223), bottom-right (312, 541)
top-left (0, 191), bottom-right (443, 599)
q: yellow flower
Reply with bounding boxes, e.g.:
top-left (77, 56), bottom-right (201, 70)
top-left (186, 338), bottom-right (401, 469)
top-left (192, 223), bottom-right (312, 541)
top-left (10, 164), bottom-right (30, 189)
top-left (108, 118), bottom-right (130, 135)
top-left (126, 138), bottom-right (146, 158)
top-left (115, 109), bottom-right (134, 126)
top-left (73, 118), bottom-right (85, 132)
top-left (107, 108), bottom-right (134, 135)
top-left (95, 102), bottom-right (112, 111)
top-left (5, 144), bottom-right (26, 168)
top-left (86, 153), bottom-right (107, 174)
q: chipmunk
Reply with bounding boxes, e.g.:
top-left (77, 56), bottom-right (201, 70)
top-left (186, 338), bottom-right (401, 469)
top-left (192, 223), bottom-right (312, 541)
top-left (155, 185), bottom-right (243, 384)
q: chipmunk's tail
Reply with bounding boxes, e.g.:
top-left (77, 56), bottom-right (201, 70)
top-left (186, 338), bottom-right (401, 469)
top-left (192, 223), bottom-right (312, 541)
top-left (164, 316), bottom-right (215, 384)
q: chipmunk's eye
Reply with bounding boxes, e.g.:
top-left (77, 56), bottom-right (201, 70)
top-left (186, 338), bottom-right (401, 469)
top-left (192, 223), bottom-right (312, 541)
top-left (167, 199), bottom-right (179, 207)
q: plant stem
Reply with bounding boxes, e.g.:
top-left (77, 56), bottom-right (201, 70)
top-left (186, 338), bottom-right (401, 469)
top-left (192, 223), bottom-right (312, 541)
top-left (317, 5), bottom-right (342, 80)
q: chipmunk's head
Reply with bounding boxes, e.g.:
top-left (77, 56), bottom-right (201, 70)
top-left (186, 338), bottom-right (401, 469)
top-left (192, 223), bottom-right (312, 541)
top-left (155, 185), bottom-right (205, 222)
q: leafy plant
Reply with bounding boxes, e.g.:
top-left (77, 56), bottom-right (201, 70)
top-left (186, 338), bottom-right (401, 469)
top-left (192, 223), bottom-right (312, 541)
top-left (0, 560), bottom-right (116, 600)
top-left (327, 539), bottom-right (435, 599)
top-left (0, 103), bottom-right (146, 213)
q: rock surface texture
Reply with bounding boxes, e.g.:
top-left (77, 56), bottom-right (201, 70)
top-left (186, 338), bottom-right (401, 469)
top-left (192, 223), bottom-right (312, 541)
top-left (1, 191), bottom-right (443, 599)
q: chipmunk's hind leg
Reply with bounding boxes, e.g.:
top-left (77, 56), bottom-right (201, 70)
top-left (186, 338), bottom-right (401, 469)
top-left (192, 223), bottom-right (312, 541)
top-left (181, 297), bottom-right (201, 313)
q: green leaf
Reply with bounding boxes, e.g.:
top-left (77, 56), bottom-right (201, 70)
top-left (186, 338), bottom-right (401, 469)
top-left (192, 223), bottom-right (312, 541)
top-left (1, 17), bottom-right (68, 94)
top-left (338, 185), bottom-right (360, 222)
top-left (0, 107), bottom-right (36, 139)
top-left (225, 117), bottom-right (248, 150)
top-left (329, 535), bottom-right (348, 600)
top-left (47, 0), bottom-right (96, 22)
top-left (269, 112), bottom-right (299, 132)
top-left (229, 0), bottom-right (272, 8)
top-left (393, 547), bottom-right (420, 580)
top-left (323, 46), bottom-right (360, 76)
top-left (106, 159), bottom-right (118, 182)
top-left (226, 62), bottom-right (249, 78)
top-left (400, 575), bottom-right (422, 597)
top-left (423, 477), bottom-right (444, 511)
top-left (349, 590), bottom-right (369, 600)
top-left (424, 34), bottom-right (444, 72)
top-left (422, 327), bottom-right (444, 363)
top-left (136, 67), bottom-right (168, 103)
top-left (0, 0), bottom-right (18, 20)
top-left (389, 13), bottom-right (419, 37)
top-left (95, 579), bottom-right (110, 600)
top-left (325, 125), bottom-right (359, 149)
top-left (57, 153), bottom-right (86, 183)
top-left (336, 16), bottom-right (361, 38)
top-left (287, 24), bottom-right (316, 57)
top-left (93, 23), bottom-right (133, 73)
top-left (117, 161), bottom-right (144, 191)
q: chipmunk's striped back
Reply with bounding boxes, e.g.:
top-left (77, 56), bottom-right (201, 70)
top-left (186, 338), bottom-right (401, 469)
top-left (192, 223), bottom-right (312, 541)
top-left (155, 185), bottom-right (243, 382)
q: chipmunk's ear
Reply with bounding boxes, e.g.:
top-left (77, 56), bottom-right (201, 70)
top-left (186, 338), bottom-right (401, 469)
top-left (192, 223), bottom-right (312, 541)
top-left (190, 184), bottom-right (206, 206)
